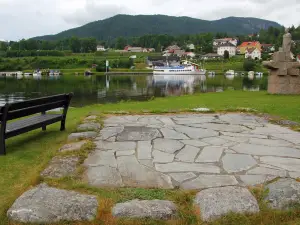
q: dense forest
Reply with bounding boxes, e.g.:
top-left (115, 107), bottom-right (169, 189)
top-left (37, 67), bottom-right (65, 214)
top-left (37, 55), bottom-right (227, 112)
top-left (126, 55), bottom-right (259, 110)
top-left (1, 26), bottom-right (300, 57)
top-left (31, 15), bottom-right (281, 41)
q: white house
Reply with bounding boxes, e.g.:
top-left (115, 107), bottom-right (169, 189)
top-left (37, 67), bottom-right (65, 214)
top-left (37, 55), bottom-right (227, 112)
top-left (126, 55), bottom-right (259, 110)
top-left (127, 47), bottom-right (143, 52)
top-left (186, 43), bottom-right (195, 50)
top-left (245, 47), bottom-right (261, 60)
top-left (217, 43), bottom-right (236, 57)
top-left (96, 45), bottom-right (106, 51)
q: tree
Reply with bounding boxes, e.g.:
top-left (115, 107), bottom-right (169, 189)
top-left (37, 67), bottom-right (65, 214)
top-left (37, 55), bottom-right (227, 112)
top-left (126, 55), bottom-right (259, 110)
top-left (156, 42), bottom-right (162, 52)
top-left (69, 36), bottom-right (81, 53)
top-left (224, 50), bottom-right (229, 59)
top-left (243, 59), bottom-right (256, 71)
top-left (115, 37), bottom-right (127, 50)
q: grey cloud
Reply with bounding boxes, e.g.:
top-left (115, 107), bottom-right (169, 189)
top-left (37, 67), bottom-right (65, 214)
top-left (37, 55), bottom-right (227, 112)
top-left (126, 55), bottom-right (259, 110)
top-left (0, 0), bottom-right (299, 40)
top-left (63, 1), bottom-right (132, 25)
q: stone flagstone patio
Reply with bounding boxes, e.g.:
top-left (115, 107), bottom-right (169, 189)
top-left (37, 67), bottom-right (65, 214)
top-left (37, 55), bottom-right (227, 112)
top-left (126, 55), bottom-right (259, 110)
top-left (83, 113), bottom-right (300, 189)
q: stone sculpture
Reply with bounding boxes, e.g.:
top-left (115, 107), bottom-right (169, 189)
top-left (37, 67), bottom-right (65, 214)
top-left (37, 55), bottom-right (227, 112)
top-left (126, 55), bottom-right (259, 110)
top-left (263, 28), bottom-right (300, 94)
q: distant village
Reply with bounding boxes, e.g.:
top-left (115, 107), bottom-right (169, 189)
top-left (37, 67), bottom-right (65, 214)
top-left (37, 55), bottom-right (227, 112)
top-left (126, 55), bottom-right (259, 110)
top-left (96, 37), bottom-right (300, 62)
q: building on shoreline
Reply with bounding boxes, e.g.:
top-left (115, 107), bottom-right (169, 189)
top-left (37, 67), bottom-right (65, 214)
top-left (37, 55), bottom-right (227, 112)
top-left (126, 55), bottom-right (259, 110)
top-left (237, 41), bottom-right (261, 54)
top-left (217, 43), bottom-right (236, 57)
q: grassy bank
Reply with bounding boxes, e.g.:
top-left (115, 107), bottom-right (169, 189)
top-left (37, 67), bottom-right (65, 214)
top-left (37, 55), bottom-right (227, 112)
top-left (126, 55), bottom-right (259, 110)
top-left (1, 91), bottom-right (300, 225)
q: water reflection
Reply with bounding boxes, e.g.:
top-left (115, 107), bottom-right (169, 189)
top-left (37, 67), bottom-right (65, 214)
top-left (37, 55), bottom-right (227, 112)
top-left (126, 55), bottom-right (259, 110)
top-left (0, 73), bottom-right (268, 107)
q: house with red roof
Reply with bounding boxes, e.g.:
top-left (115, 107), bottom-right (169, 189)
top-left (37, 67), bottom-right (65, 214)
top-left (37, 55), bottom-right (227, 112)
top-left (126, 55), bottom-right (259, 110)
top-left (237, 41), bottom-right (261, 54)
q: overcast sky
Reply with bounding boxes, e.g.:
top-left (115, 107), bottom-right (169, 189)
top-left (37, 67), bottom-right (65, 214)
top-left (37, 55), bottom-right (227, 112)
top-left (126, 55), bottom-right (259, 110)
top-left (1, 0), bottom-right (300, 41)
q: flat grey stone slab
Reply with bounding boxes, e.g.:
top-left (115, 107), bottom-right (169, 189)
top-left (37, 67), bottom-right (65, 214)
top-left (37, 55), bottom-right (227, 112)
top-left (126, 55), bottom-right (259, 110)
top-left (59, 141), bottom-right (88, 152)
top-left (175, 145), bottom-right (200, 162)
top-left (289, 172), bottom-right (300, 179)
top-left (249, 138), bottom-right (292, 147)
top-left (169, 172), bottom-right (197, 183)
top-left (117, 155), bottom-right (173, 188)
top-left (270, 133), bottom-right (300, 145)
top-left (68, 132), bottom-right (97, 141)
top-left (191, 123), bottom-right (249, 133)
top-left (153, 150), bottom-right (174, 163)
top-left (95, 140), bottom-right (136, 151)
top-left (155, 162), bottom-right (220, 174)
top-left (180, 140), bottom-right (209, 147)
top-left (41, 156), bottom-right (79, 178)
top-left (232, 143), bottom-right (300, 158)
top-left (196, 146), bottom-right (225, 163)
top-left (77, 123), bottom-right (101, 132)
top-left (220, 132), bottom-right (268, 139)
top-left (158, 117), bottom-right (176, 126)
top-left (181, 175), bottom-right (238, 190)
top-left (85, 166), bottom-right (123, 187)
top-left (174, 126), bottom-right (219, 139)
top-left (84, 150), bottom-right (117, 168)
top-left (7, 183), bottom-right (98, 223)
top-left (195, 186), bottom-right (259, 221)
top-left (260, 156), bottom-right (300, 172)
top-left (117, 126), bottom-right (160, 141)
top-left (239, 175), bottom-right (277, 186)
top-left (112, 199), bottom-right (177, 220)
top-left (264, 178), bottom-right (300, 209)
top-left (116, 150), bottom-right (135, 157)
top-left (220, 135), bottom-right (249, 143)
top-left (201, 137), bottom-right (230, 145)
top-left (137, 141), bottom-right (152, 160)
top-left (139, 159), bottom-right (154, 168)
top-left (222, 154), bottom-right (257, 173)
top-left (160, 128), bottom-right (189, 139)
top-left (247, 166), bottom-right (287, 177)
top-left (97, 126), bottom-right (124, 140)
top-left (153, 139), bottom-right (184, 154)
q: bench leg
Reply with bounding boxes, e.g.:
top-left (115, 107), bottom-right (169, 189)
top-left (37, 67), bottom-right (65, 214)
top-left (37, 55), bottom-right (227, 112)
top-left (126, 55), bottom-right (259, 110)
top-left (60, 119), bottom-right (66, 131)
top-left (42, 125), bottom-right (46, 131)
top-left (0, 138), bottom-right (6, 155)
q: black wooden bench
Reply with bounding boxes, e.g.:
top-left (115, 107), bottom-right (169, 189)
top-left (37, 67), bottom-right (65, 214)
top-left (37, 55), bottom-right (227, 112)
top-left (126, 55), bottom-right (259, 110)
top-left (0, 93), bottom-right (73, 155)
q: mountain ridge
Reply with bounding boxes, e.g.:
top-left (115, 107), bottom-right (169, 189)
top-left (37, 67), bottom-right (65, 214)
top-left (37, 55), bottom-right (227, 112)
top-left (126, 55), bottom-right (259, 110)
top-left (32, 14), bottom-right (282, 41)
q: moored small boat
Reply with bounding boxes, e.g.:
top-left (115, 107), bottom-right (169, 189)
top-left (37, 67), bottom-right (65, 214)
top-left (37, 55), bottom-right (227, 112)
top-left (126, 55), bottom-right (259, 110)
top-left (225, 70), bottom-right (235, 80)
top-left (248, 71), bottom-right (255, 80)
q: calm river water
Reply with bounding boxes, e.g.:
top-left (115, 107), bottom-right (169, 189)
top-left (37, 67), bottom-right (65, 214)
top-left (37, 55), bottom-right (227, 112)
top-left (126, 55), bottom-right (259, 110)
top-left (0, 74), bottom-right (267, 107)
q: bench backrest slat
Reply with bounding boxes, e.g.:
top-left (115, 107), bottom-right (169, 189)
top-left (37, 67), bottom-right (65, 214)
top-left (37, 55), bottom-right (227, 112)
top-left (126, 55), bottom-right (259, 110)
top-left (7, 100), bottom-right (67, 120)
top-left (8, 94), bottom-right (68, 111)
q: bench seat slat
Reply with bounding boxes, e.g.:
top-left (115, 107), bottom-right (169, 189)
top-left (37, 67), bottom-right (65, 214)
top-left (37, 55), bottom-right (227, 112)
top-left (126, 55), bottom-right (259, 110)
top-left (5, 114), bottom-right (62, 138)
top-left (8, 94), bottom-right (67, 111)
top-left (7, 101), bottom-right (65, 120)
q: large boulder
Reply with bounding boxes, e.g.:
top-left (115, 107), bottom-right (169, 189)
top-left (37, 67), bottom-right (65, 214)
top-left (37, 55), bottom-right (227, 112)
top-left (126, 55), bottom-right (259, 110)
top-left (112, 199), bottom-right (177, 219)
top-left (68, 132), bottom-right (97, 141)
top-left (7, 183), bottom-right (98, 223)
top-left (195, 186), bottom-right (259, 221)
top-left (40, 156), bottom-right (79, 178)
top-left (77, 123), bottom-right (101, 132)
top-left (264, 178), bottom-right (300, 209)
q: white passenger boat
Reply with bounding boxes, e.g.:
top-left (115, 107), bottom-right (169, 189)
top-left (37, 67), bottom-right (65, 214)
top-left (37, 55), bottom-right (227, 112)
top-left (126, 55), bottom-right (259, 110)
top-left (153, 61), bottom-right (206, 75)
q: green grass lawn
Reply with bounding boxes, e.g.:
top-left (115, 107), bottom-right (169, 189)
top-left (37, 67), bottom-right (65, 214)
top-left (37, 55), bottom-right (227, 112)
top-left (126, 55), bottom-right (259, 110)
top-left (1, 91), bottom-right (300, 225)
